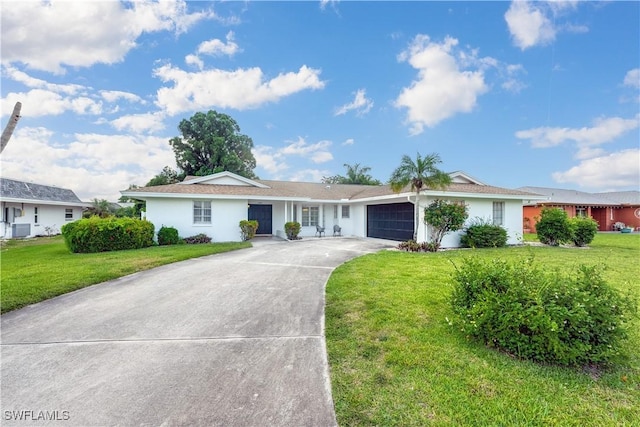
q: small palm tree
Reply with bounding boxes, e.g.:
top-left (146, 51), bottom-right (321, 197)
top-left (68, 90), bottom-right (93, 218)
top-left (389, 152), bottom-right (452, 241)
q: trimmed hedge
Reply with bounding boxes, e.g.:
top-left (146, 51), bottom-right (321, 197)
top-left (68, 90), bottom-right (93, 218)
top-left (61, 216), bottom-right (154, 253)
top-left (183, 233), bottom-right (212, 244)
top-left (239, 220), bottom-right (258, 241)
top-left (450, 256), bottom-right (637, 366)
top-left (460, 219), bottom-right (508, 248)
top-left (569, 216), bottom-right (598, 247)
top-left (285, 221), bottom-right (301, 240)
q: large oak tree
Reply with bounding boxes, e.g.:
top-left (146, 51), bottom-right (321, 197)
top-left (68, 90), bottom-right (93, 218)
top-left (169, 110), bottom-right (258, 179)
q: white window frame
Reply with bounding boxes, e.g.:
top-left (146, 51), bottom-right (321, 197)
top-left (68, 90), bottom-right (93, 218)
top-left (302, 206), bottom-right (319, 227)
top-left (65, 208), bottom-right (73, 221)
top-left (492, 202), bottom-right (504, 226)
top-left (341, 205), bottom-right (350, 219)
top-left (193, 201), bottom-right (212, 224)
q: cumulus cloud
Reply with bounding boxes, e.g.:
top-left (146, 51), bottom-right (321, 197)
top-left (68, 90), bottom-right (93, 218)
top-left (0, 0), bottom-right (215, 74)
top-left (334, 89), bottom-right (374, 116)
top-left (0, 127), bottom-right (175, 200)
top-left (504, 0), bottom-right (584, 50)
top-left (552, 149), bottom-right (640, 189)
top-left (253, 137), bottom-right (334, 179)
top-left (394, 35), bottom-right (488, 134)
top-left (624, 68), bottom-right (640, 89)
top-left (100, 90), bottom-right (145, 104)
top-left (198, 31), bottom-right (241, 57)
top-left (342, 138), bottom-right (355, 146)
top-left (154, 64), bottom-right (325, 115)
top-left (2, 89), bottom-right (102, 117)
top-left (515, 115), bottom-right (640, 159)
top-left (110, 112), bottom-right (166, 134)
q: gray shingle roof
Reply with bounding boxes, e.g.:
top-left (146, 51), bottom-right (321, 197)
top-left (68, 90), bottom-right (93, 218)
top-left (1, 178), bottom-right (83, 204)
top-left (124, 178), bottom-right (539, 201)
top-left (594, 191), bottom-right (640, 205)
top-left (517, 186), bottom-right (621, 206)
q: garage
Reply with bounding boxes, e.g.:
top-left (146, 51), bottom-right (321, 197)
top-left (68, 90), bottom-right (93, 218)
top-left (366, 202), bottom-right (414, 241)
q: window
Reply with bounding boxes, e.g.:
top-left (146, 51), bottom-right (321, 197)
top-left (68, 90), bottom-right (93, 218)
top-left (334, 205), bottom-right (338, 219)
top-left (65, 208), bottom-right (73, 221)
top-left (302, 206), bottom-right (319, 227)
top-left (193, 201), bottom-right (211, 224)
top-left (34, 207), bottom-right (39, 224)
top-left (341, 205), bottom-right (350, 219)
top-left (492, 202), bottom-right (504, 226)
top-left (576, 207), bottom-right (586, 217)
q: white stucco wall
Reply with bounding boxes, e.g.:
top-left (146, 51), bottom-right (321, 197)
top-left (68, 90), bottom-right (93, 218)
top-left (145, 198), bottom-right (249, 242)
top-left (1, 202), bottom-right (82, 238)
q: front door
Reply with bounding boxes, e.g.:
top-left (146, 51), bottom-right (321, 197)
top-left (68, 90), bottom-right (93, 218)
top-left (248, 204), bottom-right (273, 235)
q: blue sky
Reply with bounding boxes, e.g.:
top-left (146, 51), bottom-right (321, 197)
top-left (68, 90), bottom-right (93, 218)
top-left (1, 0), bottom-right (638, 200)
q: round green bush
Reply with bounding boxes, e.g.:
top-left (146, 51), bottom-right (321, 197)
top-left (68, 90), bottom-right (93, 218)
top-left (284, 221), bottom-right (301, 240)
top-left (157, 226), bottom-right (180, 245)
top-left (460, 218), bottom-right (508, 248)
top-left (450, 256), bottom-right (637, 366)
top-left (569, 216), bottom-right (598, 247)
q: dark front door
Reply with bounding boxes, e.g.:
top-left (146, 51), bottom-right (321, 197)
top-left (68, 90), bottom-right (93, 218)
top-left (367, 202), bottom-right (414, 241)
top-left (248, 204), bottom-right (272, 235)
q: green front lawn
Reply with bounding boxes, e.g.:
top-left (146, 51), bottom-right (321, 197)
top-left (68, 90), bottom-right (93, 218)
top-left (326, 233), bottom-right (640, 426)
top-left (0, 236), bottom-right (251, 313)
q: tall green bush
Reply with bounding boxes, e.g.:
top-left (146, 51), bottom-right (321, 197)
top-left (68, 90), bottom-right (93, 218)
top-left (239, 220), bottom-right (258, 241)
top-left (157, 226), bottom-right (180, 245)
top-left (61, 216), bottom-right (154, 253)
top-left (460, 218), bottom-right (508, 248)
top-left (450, 256), bottom-right (637, 366)
top-left (285, 221), bottom-right (301, 240)
top-left (536, 208), bottom-right (572, 246)
top-left (423, 199), bottom-right (468, 250)
top-left (569, 216), bottom-right (598, 247)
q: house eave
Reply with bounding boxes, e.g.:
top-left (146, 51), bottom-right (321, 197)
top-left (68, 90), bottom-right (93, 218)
top-left (0, 197), bottom-right (91, 207)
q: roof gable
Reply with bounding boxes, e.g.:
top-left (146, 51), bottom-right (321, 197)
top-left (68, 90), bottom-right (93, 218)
top-left (448, 171), bottom-right (485, 185)
top-left (1, 178), bottom-right (83, 204)
top-left (179, 171), bottom-right (269, 188)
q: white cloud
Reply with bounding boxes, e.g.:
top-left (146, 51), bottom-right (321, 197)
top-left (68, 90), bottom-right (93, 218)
top-left (289, 169), bottom-right (331, 183)
top-left (198, 31), bottom-right (241, 57)
top-left (342, 138), bottom-right (355, 146)
top-left (110, 112), bottom-right (166, 134)
top-left (395, 35), bottom-right (488, 134)
top-left (505, 1), bottom-right (556, 50)
top-left (0, 127), bottom-right (175, 200)
top-left (0, 0), bottom-right (215, 74)
top-left (2, 65), bottom-right (85, 94)
top-left (334, 89), bottom-right (374, 116)
top-left (552, 149), bottom-right (640, 189)
top-left (100, 90), bottom-right (145, 104)
top-left (515, 115), bottom-right (640, 159)
top-left (154, 64), bottom-right (325, 115)
top-left (623, 68), bottom-right (640, 89)
top-left (185, 54), bottom-right (205, 70)
top-left (252, 146), bottom-right (289, 175)
top-left (281, 137), bottom-right (333, 163)
top-left (2, 89), bottom-right (102, 117)
top-left (504, 1), bottom-right (586, 50)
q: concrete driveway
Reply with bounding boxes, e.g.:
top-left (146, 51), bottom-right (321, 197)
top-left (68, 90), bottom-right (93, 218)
top-left (1, 237), bottom-right (393, 426)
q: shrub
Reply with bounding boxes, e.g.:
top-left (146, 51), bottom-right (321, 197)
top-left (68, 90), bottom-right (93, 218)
top-left (569, 216), bottom-right (598, 247)
top-left (239, 220), bottom-right (258, 241)
top-left (183, 233), bottom-right (212, 244)
top-left (424, 199), bottom-right (468, 247)
top-left (450, 256), bottom-right (637, 366)
top-left (460, 218), bottom-right (508, 248)
top-left (61, 216), bottom-right (154, 253)
top-left (284, 221), bottom-right (301, 240)
top-left (397, 240), bottom-right (440, 252)
top-left (536, 208), bottom-right (572, 246)
top-left (157, 226), bottom-right (181, 246)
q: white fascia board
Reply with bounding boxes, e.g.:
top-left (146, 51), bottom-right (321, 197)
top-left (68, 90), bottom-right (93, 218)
top-left (120, 192), bottom-right (310, 202)
top-left (423, 190), bottom-right (548, 201)
top-left (0, 197), bottom-right (91, 207)
top-left (178, 171), bottom-right (269, 188)
top-left (349, 193), bottom-right (413, 203)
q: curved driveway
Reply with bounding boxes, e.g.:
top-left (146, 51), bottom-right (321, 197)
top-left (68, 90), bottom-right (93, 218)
top-left (1, 237), bottom-right (393, 426)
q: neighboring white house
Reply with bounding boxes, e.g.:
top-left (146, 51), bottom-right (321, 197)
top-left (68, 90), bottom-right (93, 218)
top-left (121, 171), bottom-right (543, 247)
top-left (0, 178), bottom-right (89, 239)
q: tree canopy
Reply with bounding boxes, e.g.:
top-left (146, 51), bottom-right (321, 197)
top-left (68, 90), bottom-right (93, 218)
top-left (388, 152), bottom-right (452, 241)
top-left (146, 166), bottom-right (180, 187)
top-left (322, 163), bottom-right (382, 185)
top-left (169, 110), bottom-right (258, 179)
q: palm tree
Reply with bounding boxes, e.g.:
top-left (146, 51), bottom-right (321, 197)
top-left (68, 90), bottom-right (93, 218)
top-left (389, 152), bottom-right (452, 241)
top-left (322, 163), bottom-right (382, 185)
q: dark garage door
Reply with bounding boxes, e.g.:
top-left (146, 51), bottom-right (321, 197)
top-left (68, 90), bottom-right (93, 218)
top-left (248, 204), bottom-right (272, 235)
top-left (367, 202), bottom-right (414, 241)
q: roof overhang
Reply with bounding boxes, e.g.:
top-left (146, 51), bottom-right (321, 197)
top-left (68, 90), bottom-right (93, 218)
top-left (0, 197), bottom-right (91, 207)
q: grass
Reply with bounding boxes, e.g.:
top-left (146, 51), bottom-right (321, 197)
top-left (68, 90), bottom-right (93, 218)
top-left (0, 236), bottom-right (251, 313)
top-left (326, 233), bottom-right (640, 426)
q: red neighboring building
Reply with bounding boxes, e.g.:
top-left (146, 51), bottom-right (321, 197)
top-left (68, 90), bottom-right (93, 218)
top-left (518, 187), bottom-right (640, 233)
